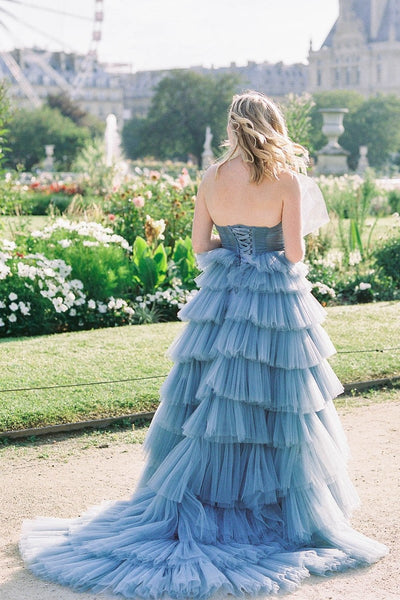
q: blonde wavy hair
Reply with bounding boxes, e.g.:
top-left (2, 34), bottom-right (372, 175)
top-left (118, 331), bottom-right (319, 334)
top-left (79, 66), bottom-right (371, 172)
top-left (217, 91), bottom-right (309, 184)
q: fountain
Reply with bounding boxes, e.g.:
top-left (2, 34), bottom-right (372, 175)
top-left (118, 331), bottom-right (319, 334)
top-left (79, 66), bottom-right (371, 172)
top-left (104, 113), bottom-right (121, 166)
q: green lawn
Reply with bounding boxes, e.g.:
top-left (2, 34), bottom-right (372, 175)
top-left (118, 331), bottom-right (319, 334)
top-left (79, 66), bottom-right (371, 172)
top-left (321, 215), bottom-right (398, 251)
top-left (1, 214), bottom-right (398, 246)
top-left (0, 301), bottom-right (399, 432)
top-left (0, 215), bottom-right (50, 237)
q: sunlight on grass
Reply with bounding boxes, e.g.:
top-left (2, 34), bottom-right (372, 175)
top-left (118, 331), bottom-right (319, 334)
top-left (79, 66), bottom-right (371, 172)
top-left (0, 301), bottom-right (399, 431)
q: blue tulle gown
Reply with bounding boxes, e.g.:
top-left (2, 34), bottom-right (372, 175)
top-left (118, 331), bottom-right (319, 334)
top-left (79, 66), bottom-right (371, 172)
top-left (20, 222), bottom-right (388, 598)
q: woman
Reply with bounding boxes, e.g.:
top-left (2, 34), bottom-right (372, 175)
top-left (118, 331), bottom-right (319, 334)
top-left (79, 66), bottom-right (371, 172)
top-left (20, 91), bottom-right (388, 598)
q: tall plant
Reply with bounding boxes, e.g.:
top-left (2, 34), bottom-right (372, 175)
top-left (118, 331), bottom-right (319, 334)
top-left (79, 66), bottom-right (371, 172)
top-left (72, 138), bottom-right (115, 196)
top-left (0, 81), bottom-right (11, 173)
top-left (317, 172), bottom-right (379, 260)
top-left (131, 236), bottom-right (168, 294)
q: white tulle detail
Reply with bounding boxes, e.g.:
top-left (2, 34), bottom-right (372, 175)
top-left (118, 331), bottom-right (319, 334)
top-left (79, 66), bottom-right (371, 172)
top-left (295, 173), bottom-right (330, 237)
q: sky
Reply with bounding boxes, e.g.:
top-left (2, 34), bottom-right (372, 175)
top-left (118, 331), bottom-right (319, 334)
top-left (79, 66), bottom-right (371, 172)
top-left (0, 0), bottom-right (339, 71)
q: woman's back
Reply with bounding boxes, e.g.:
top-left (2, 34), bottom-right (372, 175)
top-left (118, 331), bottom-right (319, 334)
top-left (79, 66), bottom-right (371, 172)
top-left (203, 157), bottom-right (290, 228)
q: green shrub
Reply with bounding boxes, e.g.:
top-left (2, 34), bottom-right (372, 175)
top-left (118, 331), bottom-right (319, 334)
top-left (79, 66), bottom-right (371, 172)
top-left (18, 219), bottom-right (133, 301)
top-left (374, 235), bottom-right (400, 286)
top-left (336, 271), bottom-right (398, 304)
top-left (28, 192), bottom-right (72, 215)
top-left (388, 189), bottom-right (400, 214)
top-left (170, 236), bottom-right (199, 290)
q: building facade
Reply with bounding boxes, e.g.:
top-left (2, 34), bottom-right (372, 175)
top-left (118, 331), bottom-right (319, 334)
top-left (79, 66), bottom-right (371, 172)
top-left (308, 0), bottom-right (400, 95)
top-left (0, 48), bottom-right (307, 123)
top-left (117, 61), bottom-right (308, 120)
top-left (0, 48), bottom-right (125, 124)
top-left (2, 1), bottom-right (400, 125)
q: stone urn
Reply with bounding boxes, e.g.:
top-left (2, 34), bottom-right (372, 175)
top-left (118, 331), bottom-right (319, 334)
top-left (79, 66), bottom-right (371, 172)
top-left (316, 108), bottom-right (349, 175)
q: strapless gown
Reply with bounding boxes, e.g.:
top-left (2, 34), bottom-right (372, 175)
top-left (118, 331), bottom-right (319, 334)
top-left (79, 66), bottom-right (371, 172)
top-left (20, 223), bottom-right (388, 598)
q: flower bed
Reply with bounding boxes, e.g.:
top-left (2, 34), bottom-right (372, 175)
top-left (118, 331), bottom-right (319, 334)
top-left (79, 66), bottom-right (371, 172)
top-left (1, 168), bottom-right (400, 337)
top-left (0, 217), bottom-right (197, 338)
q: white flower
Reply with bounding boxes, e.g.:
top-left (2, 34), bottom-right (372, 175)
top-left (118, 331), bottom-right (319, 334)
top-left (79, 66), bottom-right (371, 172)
top-left (0, 301), bottom-right (5, 308)
top-left (8, 313), bottom-right (17, 322)
top-left (46, 283), bottom-right (57, 298)
top-left (69, 308), bottom-right (77, 316)
top-left (9, 292), bottom-right (18, 301)
top-left (115, 298), bottom-right (125, 310)
top-left (58, 239), bottom-right (72, 248)
top-left (1, 239), bottom-right (16, 251)
top-left (52, 297), bottom-right (68, 313)
top-left (97, 303), bottom-right (107, 313)
top-left (18, 263), bottom-right (37, 279)
top-left (70, 279), bottom-right (84, 290)
top-left (88, 299), bottom-right (96, 309)
top-left (349, 250), bottom-right (362, 266)
top-left (108, 298), bottom-right (116, 310)
top-left (0, 263), bottom-right (10, 279)
top-left (312, 281), bottom-right (336, 298)
top-left (0, 318), bottom-right (4, 327)
top-left (359, 282), bottom-right (371, 290)
top-left (9, 302), bottom-right (19, 311)
top-left (124, 306), bottom-right (135, 316)
top-left (65, 291), bottom-right (76, 304)
top-left (18, 301), bottom-right (31, 316)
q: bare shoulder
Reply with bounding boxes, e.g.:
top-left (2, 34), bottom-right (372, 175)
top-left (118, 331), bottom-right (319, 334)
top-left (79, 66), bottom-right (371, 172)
top-left (276, 170), bottom-right (301, 195)
top-left (200, 164), bottom-right (218, 187)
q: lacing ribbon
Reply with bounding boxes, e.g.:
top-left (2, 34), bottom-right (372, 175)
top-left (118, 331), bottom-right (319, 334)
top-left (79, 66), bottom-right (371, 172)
top-left (229, 225), bottom-right (253, 257)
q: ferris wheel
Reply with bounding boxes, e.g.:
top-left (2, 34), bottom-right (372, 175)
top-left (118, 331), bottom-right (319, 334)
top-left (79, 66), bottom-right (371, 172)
top-left (0, 0), bottom-right (104, 105)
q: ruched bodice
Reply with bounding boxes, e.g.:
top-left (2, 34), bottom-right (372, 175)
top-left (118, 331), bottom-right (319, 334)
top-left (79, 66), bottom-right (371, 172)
top-left (215, 222), bottom-right (284, 256)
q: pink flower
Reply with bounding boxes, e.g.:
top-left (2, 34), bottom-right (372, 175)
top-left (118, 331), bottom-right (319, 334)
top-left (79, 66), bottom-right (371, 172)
top-left (178, 168), bottom-right (191, 188)
top-left (133, 196), bottom-right (145, 208)
top-left (108, 213), bottom-right (116, 221)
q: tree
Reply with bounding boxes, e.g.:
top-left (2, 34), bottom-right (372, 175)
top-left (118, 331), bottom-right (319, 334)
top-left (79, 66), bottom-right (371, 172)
top-left (122, 117), bottom-right (146, 159)
top-left (280, 93), bottom-right (315, 153)
top-left (123, 71), bottom-right (240, 164)
top-left (6, 106), bottom-right (90, 171)
top-left (46, 91), bottom-right (104, 138)
top-left (344, 95), bottom-right (400, 170)
top-left (47, 91), bottom-right (87, 125)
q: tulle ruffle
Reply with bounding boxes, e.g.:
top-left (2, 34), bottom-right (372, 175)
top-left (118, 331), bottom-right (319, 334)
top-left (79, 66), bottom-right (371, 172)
top-left (20, 245), bottom-right (388, 599)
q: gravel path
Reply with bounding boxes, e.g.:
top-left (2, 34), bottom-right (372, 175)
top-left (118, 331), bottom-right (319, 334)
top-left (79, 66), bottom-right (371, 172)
top-left (1, 398), bottom-right (399, 600)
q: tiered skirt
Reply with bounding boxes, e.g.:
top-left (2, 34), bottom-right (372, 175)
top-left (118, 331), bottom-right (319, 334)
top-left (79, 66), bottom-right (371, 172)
top-left (20, 247), bottom-right (388, 598)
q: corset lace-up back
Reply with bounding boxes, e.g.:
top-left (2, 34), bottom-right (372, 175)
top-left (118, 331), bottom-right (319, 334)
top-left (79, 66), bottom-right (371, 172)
top-left (229, 225), bottom-right (253, 255)
top-left (215, 222), bottom-right (285, 257)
